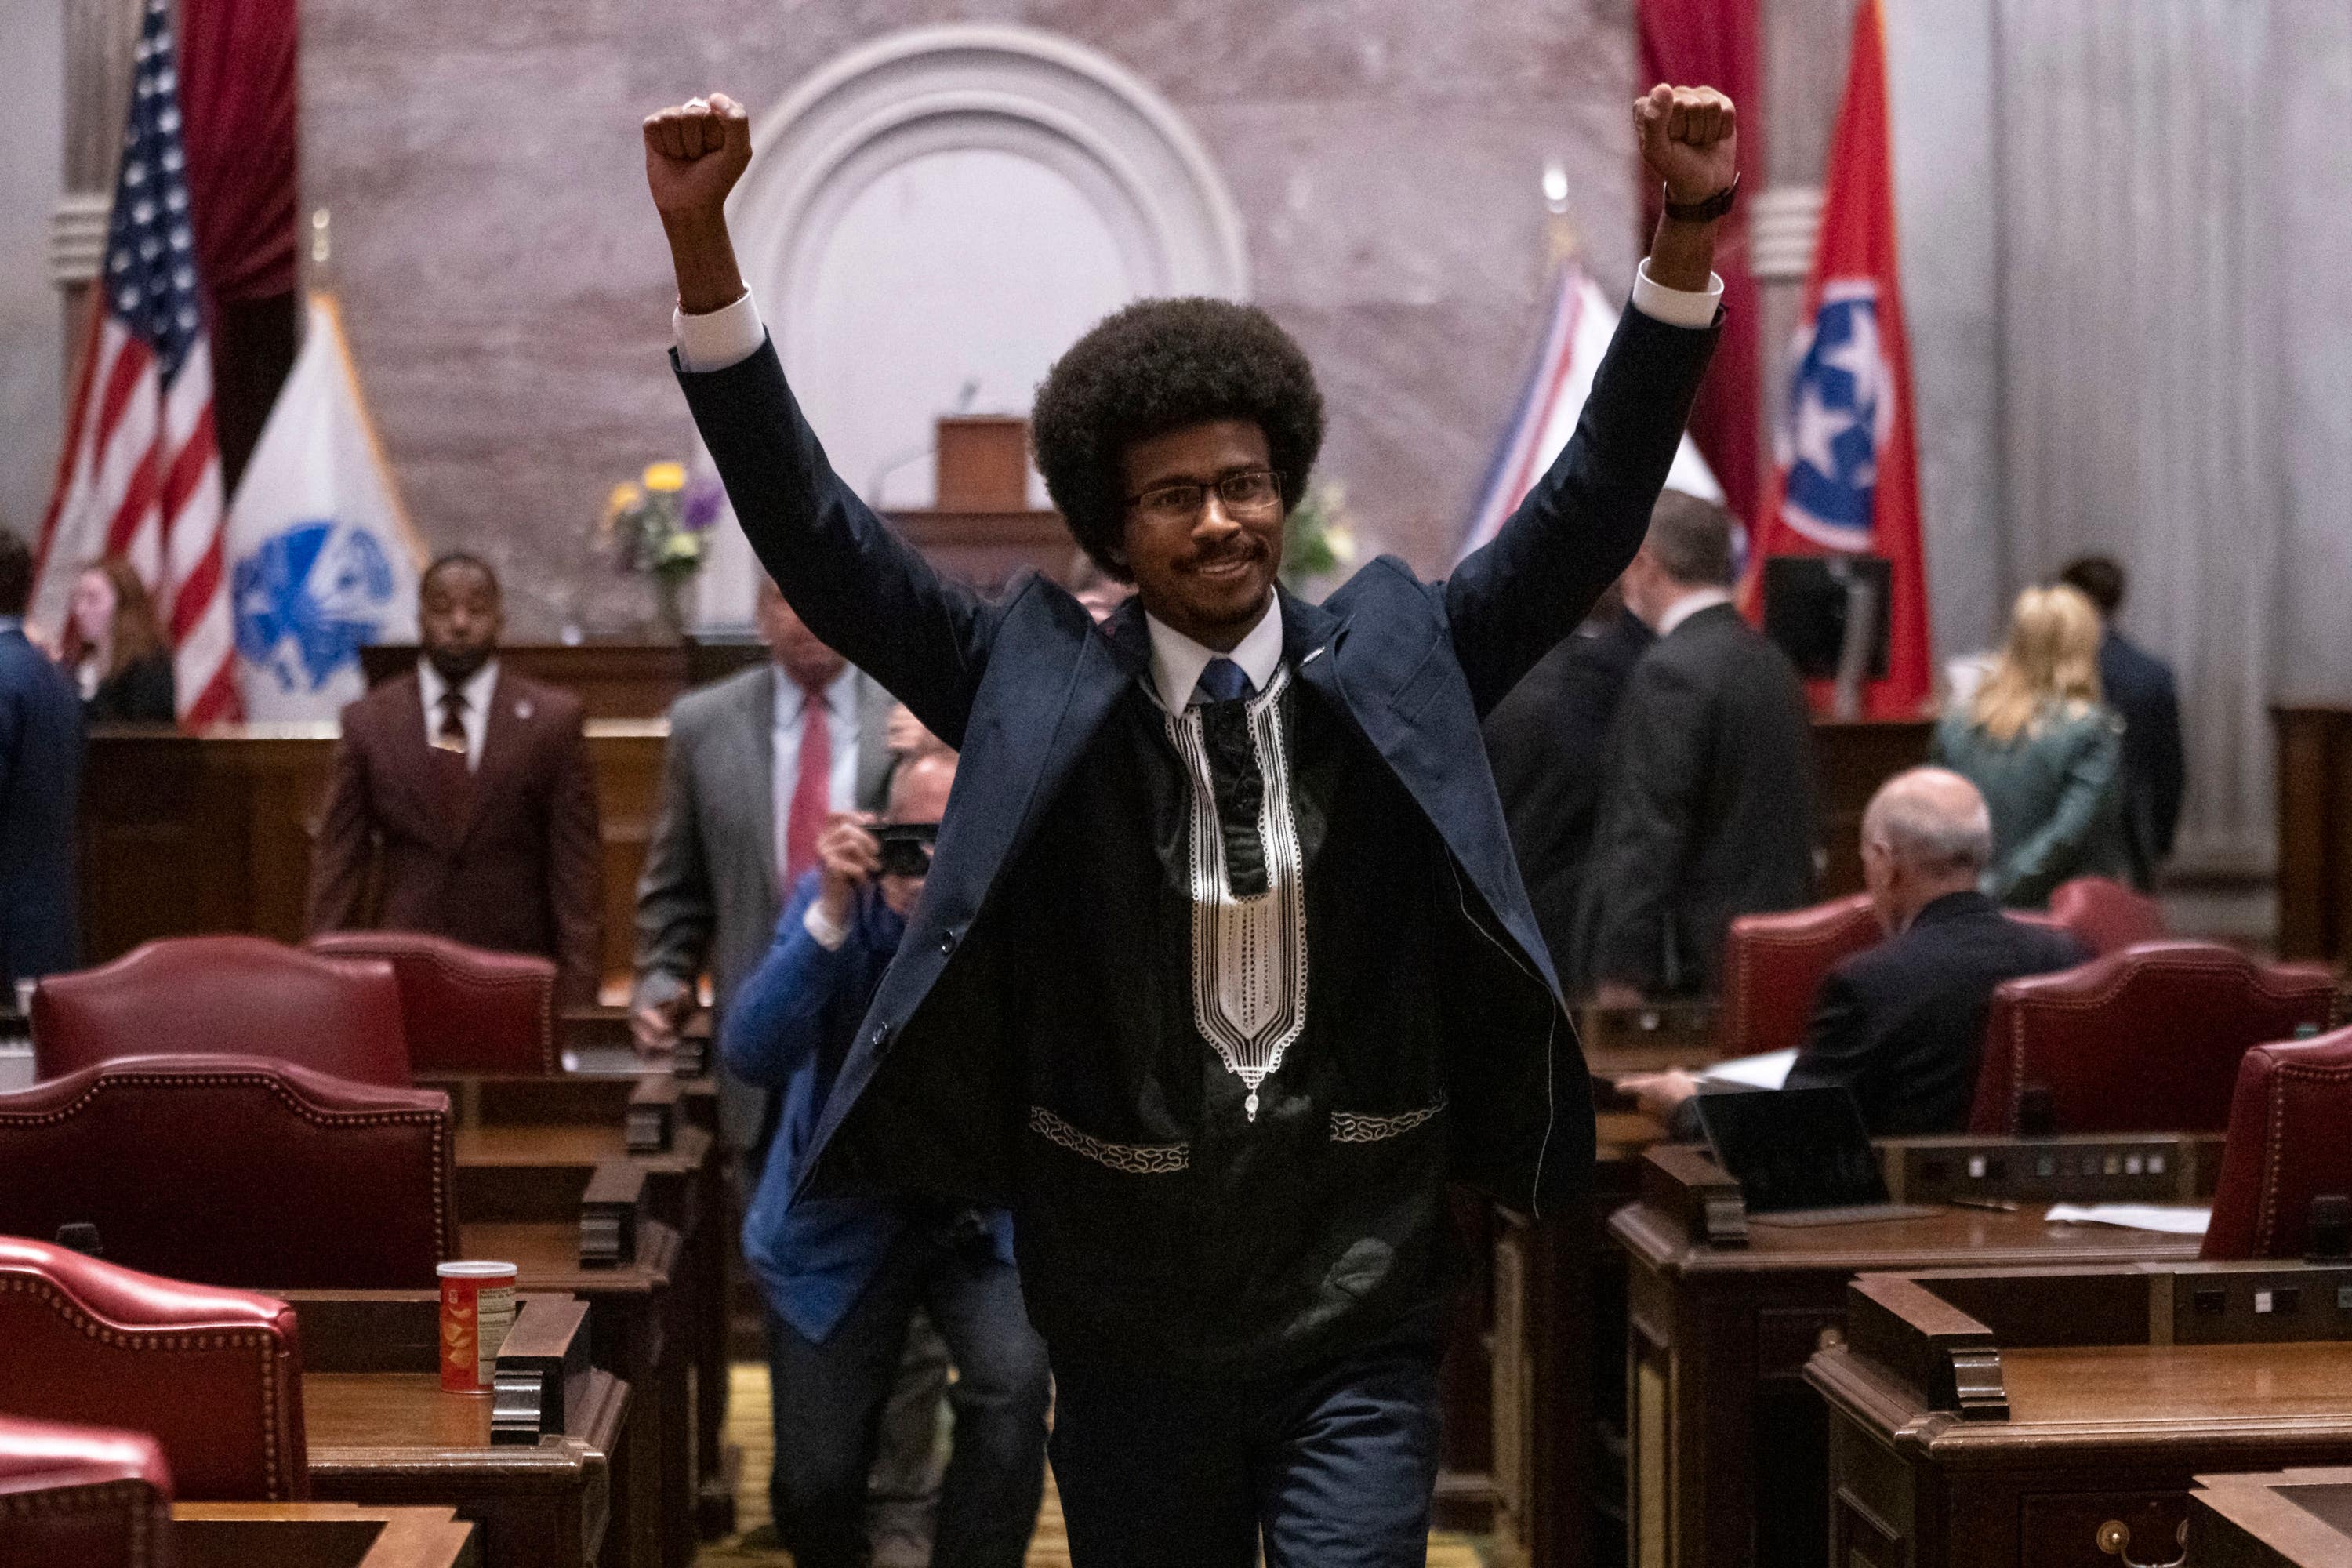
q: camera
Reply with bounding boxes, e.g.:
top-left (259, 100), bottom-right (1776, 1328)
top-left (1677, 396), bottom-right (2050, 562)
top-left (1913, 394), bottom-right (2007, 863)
top-left (872, 822), bottom-right (938, 878)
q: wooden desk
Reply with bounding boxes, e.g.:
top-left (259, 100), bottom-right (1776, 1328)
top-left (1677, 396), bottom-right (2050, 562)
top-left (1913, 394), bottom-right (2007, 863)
top-left (1490, 1110), bottom-right (1668, 1568)
top-left (451, 1159), bottom-right (681, 1568)
top-left (1807, 1261), bottom-right (2352, 1568)
top-left (434, 1054), bottom-right (731, 1534)
top-left (1484, 1008), bottom-right (1728, 1568)
top-left (1610, 1134), bottom-right (2223, 1568)
top-left (455, 1121), bottom-right (718, 1562)
top-left (2191, 1467), bottom-right (2352, 1566)
top-left (280, 1293), bottom-right (620, 1568)
top-left (172, 1502), bottom-right (479, 1568)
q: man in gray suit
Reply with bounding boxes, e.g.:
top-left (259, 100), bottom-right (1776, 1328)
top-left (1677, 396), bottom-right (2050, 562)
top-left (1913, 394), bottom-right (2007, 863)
top-left (633, 575), bottom-right (892, 1120)
top-left (634, 577), bottom-right (949, 1563)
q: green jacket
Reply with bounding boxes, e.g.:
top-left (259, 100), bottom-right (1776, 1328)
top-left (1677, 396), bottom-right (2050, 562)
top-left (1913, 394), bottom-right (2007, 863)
top-left (1932, 701), bottom-right (2132, 906)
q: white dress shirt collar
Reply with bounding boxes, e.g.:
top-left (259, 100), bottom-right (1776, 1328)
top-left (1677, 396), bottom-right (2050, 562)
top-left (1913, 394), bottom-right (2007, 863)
top-left (416, 656), bottom-right (499, 771)
top-left (1655, 587), bottom-right (1734, 640)
top-left (774, 662), bottom-right (858, 729)
top-left (1143, 595), bottom-right (1285, 713)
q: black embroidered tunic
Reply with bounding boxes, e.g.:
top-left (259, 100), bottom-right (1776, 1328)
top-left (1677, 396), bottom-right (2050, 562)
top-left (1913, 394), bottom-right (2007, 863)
top-left (993, 666), bottom-right (1469, 1377)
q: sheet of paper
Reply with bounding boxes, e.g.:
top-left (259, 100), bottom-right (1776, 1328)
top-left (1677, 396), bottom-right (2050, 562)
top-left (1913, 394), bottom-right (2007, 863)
top-left (2044, 1203), bottom-right (2212, 1236)
top-left (1702, 1047), bottom-right (1797, 1091)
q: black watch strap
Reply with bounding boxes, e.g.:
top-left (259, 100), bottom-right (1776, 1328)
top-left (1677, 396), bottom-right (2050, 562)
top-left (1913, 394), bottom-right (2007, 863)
top-left (1664, 169), bottom-right (1740, 223)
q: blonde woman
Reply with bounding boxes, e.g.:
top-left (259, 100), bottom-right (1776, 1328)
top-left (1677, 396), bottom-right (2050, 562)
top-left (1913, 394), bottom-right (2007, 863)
top-left (1931, 583), bottom-right (2131, 906)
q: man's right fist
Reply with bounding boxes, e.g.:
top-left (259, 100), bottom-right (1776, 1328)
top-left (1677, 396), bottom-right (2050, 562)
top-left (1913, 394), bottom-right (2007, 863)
top-left (643, 93), bottom-right (753, 225)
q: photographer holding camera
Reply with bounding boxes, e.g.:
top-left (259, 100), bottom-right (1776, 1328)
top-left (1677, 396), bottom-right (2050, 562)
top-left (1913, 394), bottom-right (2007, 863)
top-left (721, 748), bottom-right (1048, 1568)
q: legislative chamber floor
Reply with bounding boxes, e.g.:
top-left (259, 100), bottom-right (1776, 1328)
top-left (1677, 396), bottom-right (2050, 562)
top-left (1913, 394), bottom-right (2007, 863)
top-left (696, 1363), bottom-right (1491, 1565)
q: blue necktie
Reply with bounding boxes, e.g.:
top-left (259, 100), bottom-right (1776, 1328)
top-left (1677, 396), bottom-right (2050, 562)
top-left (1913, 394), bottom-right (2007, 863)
top-left (1194, 656), bottom-right (1254, 706)
top-left (1189, 656), bottom-right (1266, 896)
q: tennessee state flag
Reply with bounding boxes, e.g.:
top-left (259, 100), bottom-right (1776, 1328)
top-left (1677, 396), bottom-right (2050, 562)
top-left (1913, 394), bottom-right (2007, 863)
top-left (1740, 0), bottom-right (1931, 716)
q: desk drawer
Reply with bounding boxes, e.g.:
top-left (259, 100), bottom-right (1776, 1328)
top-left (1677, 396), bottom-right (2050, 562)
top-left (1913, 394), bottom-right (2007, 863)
top-left (2019, 1491), bottom-right (2187, 1568)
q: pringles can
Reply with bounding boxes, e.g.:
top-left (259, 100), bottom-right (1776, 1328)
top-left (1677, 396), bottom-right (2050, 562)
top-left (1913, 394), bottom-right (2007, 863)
top-left (437, 1260), bottom-right (519, 1393)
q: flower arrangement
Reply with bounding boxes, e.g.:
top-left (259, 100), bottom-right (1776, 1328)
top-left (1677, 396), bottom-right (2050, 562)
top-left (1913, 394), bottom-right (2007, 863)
top-left (600, 461), bottom-right (724, 636)
top-left (601, 460), bottom-right (724, 579)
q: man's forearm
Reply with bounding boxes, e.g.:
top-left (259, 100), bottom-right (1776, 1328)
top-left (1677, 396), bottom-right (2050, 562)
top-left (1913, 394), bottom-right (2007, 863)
top-left (663, 209), bottom-right (746, 317)
top-left (1645, 212), bottom-right (1721, 296)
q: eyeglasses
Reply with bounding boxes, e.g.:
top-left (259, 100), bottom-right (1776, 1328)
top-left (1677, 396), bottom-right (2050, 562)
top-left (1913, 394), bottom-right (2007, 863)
top-left (1127, 469), bottom-right (1283, 525)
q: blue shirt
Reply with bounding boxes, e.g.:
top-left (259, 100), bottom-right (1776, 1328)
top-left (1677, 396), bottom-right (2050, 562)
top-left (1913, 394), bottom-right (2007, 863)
top-left (721, 871), bottom-right (1015, 1341)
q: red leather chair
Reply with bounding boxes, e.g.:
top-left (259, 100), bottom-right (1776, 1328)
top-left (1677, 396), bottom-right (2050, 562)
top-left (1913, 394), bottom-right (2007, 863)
top-left (0, 1056), bottom-right (456, 1290)
top-left (2201, 1026), bottom-right (2352, 1260)
top-left (0, 1236), bottom-right (304, 1503)
top-left (0, 1415), bottom-right (174, 1568)
top-left (1717, 895), bottom-right (1885, 1058)
top-left (1969, 941), bottom-right (2339, 1135)
top-left (31, 937), bottom-right (410, 1087)
top-left (2047, 875), bottom-right (2167, 956)
top-left (306, 931), bottom-right (557, 1074)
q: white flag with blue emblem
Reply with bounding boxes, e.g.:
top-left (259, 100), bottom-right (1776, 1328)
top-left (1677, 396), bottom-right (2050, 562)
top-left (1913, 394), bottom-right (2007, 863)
top-left (226, 292), bottom-right (423, 720)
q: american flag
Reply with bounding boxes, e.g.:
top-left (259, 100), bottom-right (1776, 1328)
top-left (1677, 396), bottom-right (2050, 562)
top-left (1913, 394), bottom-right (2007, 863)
top-left (33, 0), bottom-right (236, 724)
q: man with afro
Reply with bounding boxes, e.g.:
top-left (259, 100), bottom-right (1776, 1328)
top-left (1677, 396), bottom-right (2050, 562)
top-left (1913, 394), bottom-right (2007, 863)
top-left (646, 82), bottom-right (1735, 1566)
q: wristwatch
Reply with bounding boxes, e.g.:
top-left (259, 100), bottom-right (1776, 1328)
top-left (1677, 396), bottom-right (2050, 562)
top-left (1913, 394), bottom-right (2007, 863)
top-left (1664, 170), bottom-right (1740, 224)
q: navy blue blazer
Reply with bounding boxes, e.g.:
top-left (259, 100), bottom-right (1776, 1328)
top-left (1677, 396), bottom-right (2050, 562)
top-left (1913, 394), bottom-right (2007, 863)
top-left (724, 873), bottom-right (1015, 1342)
top-left (2099, 630), bottom-right (2185, 884)
top-left (676, 303), bottom-right (1717, 1219)
top-left (0, 626), bottom-right (85, 985)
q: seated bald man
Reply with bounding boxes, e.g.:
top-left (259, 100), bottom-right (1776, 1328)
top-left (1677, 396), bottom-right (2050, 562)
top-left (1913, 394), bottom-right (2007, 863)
top-left (1629, 768), bottom-right (2090, 1138)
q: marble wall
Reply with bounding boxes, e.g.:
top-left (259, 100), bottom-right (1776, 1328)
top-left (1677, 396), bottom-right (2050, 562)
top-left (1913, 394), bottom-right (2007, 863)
top-left (300, 0), bottom-right (1650, 637)
top-left (0, 0), bottom-right (64, 548)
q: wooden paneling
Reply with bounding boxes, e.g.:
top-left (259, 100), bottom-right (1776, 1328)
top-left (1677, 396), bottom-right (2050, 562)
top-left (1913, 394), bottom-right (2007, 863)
top-left (1813, 718), bottom-right (1935, 897)
top-left (80, 724), bottom-right (667, 995)
top-left (2274, 704), bottom-right (2352, 964)
top-left (358, 645), bottom-right (766, 720)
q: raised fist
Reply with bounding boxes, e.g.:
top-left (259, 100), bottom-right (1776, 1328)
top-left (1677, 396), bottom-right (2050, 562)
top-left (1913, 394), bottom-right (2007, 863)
top-left (1634, 85), bottom-right (1737, 208)
top-left (643, 93), bottom-right (753, 225)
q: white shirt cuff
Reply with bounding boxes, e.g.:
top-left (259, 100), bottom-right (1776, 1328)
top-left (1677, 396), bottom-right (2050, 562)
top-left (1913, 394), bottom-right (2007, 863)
top-left (1629, 260), bottom-right (1724, 330)
top-left (673, 289), bottom-right (767, 373)
top-left (801, 898), bottom-right (850, 952)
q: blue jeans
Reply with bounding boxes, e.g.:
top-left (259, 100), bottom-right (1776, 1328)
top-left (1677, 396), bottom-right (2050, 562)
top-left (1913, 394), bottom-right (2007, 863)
top-left (1048, 1336), bottom-right (1444, 1568)
top-left (766, 1212), bottom-right (1050, 1568)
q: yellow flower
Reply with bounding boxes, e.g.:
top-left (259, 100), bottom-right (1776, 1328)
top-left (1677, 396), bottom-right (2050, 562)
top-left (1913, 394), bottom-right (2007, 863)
top-left (606, 481), bottom-right (644, 514)
top-left (642, 461), bottom-right (688, 493)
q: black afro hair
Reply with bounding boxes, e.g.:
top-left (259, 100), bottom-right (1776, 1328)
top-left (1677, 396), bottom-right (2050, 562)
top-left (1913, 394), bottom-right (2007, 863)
top-left (1029, 297), bottom-right (1324, 582)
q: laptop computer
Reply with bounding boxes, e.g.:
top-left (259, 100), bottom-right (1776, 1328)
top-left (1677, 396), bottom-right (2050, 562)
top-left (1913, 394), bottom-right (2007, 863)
top-left (1694, 1085), bottom-right (1939, 1226)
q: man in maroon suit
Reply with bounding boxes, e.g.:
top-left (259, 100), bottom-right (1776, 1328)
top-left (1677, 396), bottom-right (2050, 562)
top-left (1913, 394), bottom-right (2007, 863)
top-left (307, 554), bottom-right (604, 1003)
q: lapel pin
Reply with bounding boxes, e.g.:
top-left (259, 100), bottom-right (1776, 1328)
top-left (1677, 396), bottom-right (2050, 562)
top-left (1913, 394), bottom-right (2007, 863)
top-left (515, 699), bottom-right (534, 720)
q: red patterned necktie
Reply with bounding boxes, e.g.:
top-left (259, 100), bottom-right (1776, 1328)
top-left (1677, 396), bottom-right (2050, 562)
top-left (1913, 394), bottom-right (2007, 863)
top-left (782, 680), bottom-right (833, 887)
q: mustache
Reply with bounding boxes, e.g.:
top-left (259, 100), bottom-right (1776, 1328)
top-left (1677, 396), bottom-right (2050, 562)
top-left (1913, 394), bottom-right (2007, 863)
top-left (1186, 542), bottom-right (1263, 571)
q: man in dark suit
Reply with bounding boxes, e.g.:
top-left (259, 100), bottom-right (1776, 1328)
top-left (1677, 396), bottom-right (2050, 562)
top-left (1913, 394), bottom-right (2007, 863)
top-left (1581, 492), bottom-right (1818, 1001)
top-left (1484, 584), bottom-right (1653, 985)
top-left (644, 79), bottom-right (1733, 1563)
top-left (2059, 556), bottom-right (2185, 888)
top-left (0, 528), bottom-right (84, 989)
top-left (1627, 767), bottom-right (2089, 1137)
top-left (307, 554), bottom-right (604, 1003)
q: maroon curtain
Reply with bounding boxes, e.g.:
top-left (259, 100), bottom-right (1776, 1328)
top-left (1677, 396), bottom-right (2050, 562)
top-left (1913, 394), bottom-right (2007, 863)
top-left (175, 0), bottom-right (298, 492)
top-left (1639, 0), bottom-right (1762, 531)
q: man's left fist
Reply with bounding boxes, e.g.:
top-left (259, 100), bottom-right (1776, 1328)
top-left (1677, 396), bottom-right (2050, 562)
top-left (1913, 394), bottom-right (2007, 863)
top-left (1635, 85), bottom-right (1737, 207)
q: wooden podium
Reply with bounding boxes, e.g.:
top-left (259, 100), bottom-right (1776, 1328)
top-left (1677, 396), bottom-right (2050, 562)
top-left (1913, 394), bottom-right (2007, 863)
top-left (887, 414), bottom-right (1076, 591)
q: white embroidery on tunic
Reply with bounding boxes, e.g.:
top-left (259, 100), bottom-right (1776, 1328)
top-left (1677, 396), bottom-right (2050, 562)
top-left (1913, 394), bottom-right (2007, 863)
top-left (1029, 1105), bottom-right (1189, 1174)
top-left (1166, 664), bottom-right (1307, 1121)
top-left (1330, 1101), bottom-right (1446, 1144)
